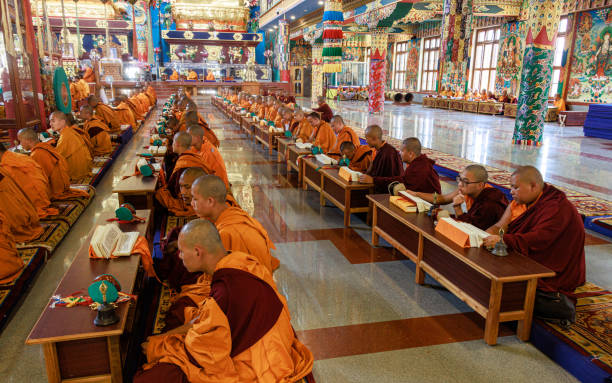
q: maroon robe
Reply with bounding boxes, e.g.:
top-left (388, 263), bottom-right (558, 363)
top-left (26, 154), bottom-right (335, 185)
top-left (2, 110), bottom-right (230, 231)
top-left (373, 154), bottom-right (441, 194)
top-left (313, 103), bottom-right (333, 122)
top-left (368, 142), bottom-right (404, 193)
top-left (457, 187), bottom-right (508, 230)
top-left (504, 184), bottom-right (585, 294)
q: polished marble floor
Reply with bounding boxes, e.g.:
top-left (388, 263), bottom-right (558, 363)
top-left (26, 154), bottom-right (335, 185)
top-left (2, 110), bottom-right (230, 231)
top-left (0, 97), bottom-right (609, 382)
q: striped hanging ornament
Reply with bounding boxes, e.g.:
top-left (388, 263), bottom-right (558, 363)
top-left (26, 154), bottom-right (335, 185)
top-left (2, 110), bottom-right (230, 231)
top-left (322, 0), bottom-right (343, 73)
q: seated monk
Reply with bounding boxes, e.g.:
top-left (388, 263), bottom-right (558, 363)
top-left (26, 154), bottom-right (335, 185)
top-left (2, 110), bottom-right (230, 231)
top-left (313, 96), bottom-right (333, 122)
top-left (0, 167), bottom-right (44, 242)
top-left (361, 137), bottom-right (441, 195)
top-left (499, 90), bottom-right (511, 103)
top-left (169, 70), bottom-right (179, 80)
top-left (249, 96), bottom-right (261, 114)
top-left (66, 114), bottom-right (95, 158)
top-left (0, 212), bottom-right (24, 284)
top-left (188, 125), bottom-right (229, 188)
top-left (293, 109), bottom-right (314, 142)
top-left (134, 219), bottom-right (313, 383)
top-left (166, 132), bottom-right (213, 199)
top-left (135, 90), bottom-right (153, 114)
top-left (187, 70), bottom-right (198, 80)
top-left (79, 105), bottom-right (112, 156)
top-left (358, 125), bottom-right (403, 193)
top-left (0, 144), bottom-right (58, 218)
top-left (50, 111), bottom-right (93, 182)
top-left (263, 97), bottom-right (279, 124)
top-left (484, 166), bottom-right (585, 321)
top-left (82, 65), bottom-right (95, 82)
top-left (156, 167), bottom-right (202, 217)
top-left (306, 112), bottom-right (336, 153)
top-left (69, 79), bottom-right (79, 111)
top-left (438, 86), bottom-right (446, 97)
top-left (191, 175), bottom-right (279, 273)
top-left (181, 110), bottom-right (219, 147)
top-left (478, 89), bottom-right (488, 101)
top-left (408, 164), bottom-right (508, 230)
top-left (17, 128), bottom-right (89, 201)
top-left (553, 93), bottom-right (566, 112)
top-left (340, 141), bottom-right (373, 173)
top-left (112, 97), bottom-right (137, 128)
top-left (119, 95), bottom-right (144, 122)
top-left (279, 107), bottom-right (296, 133)
top-left (145, 84), bottom-right (157, 106)
top-left (205, 70), bottom-right (215, 81)
top-left (77, 76), bottom-right (90, 100)
top-left (130, 93), bottom-right (149, 118)
top-left (88, 95), bottom-right (121, 132)
top-left (328, 115), bottom-right (359, 158)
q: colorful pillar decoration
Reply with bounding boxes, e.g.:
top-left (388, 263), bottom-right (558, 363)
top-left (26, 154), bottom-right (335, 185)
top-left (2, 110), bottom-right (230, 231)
top-left (321, 0), bottom-right (343, 73)
top-left (311, 45), bottom-right (324, 105)
top-left (368, 31), bottom-right (387, 114)
top-left (278, 19), bottom-right (290, 82)
top-left (512, 0), bottom-right (562, 146)
top-left (439, 0), bottom-right (473, 92)
top-left (128, 0), bottom-right (138, 59)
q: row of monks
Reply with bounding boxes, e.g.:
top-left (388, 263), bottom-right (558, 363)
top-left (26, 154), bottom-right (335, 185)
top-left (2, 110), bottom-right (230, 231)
top-left (437, 86), bottom-right (567, 112)
top-left (0, 86), bottom-right (157, 285)
top-left (168, 69), bottom-right (216, 82)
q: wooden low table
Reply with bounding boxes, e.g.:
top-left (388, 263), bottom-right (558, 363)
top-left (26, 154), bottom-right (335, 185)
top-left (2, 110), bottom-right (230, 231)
top-left (320, 168), bottom-right (374, 227)
top-left (112, 172), bottom-right (158, 211)
top-left (287, 145), bottom-right (312, 187)
top-left (277, 137), bottom-right (292, 163)
top-left (301, 156), bottom-right (324, 193)
top-left (463, 100), bottom-right (479, 113)
top-left (423, 97), bottom-right (435, 107)
top-left (558, 110), bottom-right (587, 126)
top-left (26, 210), bottom-right (152, 383)
top-left (449, 99), bottom-right (465, 111)
top-left (504, 103), bottom-right (517, 118)
top-left (367, 194), bottom-right (555, 345)
top-left (253, 125), bottom-right (284, 155)
top-left (478, 101), bottom-right (504, 115)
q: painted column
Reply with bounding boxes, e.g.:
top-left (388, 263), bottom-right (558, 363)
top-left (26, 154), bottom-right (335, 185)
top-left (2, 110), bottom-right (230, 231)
top-left (128, 0), bottom-right (138, 59)
top-left (368, 32), bottom-right (387, 114)
top-left (439, 0), bottom-right (473, 92)
top-left (278, 19), bottom-right (290, 82)
top-left (512, 0), bottom-right (562, 146)
top-left (311, 45), bottom-right (323, 105)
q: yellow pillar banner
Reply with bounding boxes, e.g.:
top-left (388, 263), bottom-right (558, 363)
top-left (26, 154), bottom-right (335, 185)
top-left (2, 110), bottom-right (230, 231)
top-left (311, 45), bottom-right (323, 105)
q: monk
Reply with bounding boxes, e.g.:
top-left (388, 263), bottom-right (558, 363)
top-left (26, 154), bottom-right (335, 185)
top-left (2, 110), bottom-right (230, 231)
top-left (88, 95), bottom-right (121, 132)
top-left (166, 132), bottom-right (213, 199)
top-left (340, 141), bottom-right (373, 173)
top-left (358, 125), bottom-right (403, 193)
top-left (17, 128), bottom-right (89, 200)
top-left (80, 105), bottom-right (112, 156)
top-left (130, 93), bottom-right (149, 118)
top-left (169, 70), bottom-right (179, 80)
top-left (293, 109), bottom-right (314, 142)
top-left (328, 115), bottom-right (359, 158)
top-left (77, 75), bottom-right (90, 101)
top-left (118, 95), bottom-right (144, 122)
top-left (407, 164), bottom-right (508, 230)
top-left (484, 166), bottom-right (585, 295)
top-left (180, 110), bottom-right (219, 147)
top-left (156, 166), bottom-right (203, 217)
top-left (135, 88), bottom-right (153, 113)
top-left (69, 78), bottom-right (79, 111)
top-left (187, 125), bottom-right (229, 188)
top-left (112, 97), bottom-right (137, 128)
top-left (191, 175), bottom-right (279, 273)
top-left (50, 111), bottom-right (93, 182)
top-left (499, 90), bottom-right (511, 103)
top-left (145, 84), bottom-right (157, 106)
top-left (82, 65), bottom-right (95, 82)
top-left (205, 70), bottom-right (215, 81)
top-left (0, 145), bottom-right (58, 218)
top-left (363, 137), bottom-right (441, 195)
top-left (313, 96), bottom-right (333, 122)
top-left (0, 212), bottom-right (24, 284)
top-left (0, 167), bottom-right (44, 242)
top-left (306, 112), bottom-right (336, 153)
top-left (134, 219), bottom-right (313, 382)
top-left (553, 93), bottom-right (566, 112)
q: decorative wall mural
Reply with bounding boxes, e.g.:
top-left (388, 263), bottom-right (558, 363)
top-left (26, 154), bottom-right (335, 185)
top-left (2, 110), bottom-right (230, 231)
top-left (290, 41), bottom-right (312, 66)
top-left (169, 44), bottom-right (252, 64)
top-left (567, 7), bottom-right (612, 104)
top-left (495, 21), bottom-right (525, 98)
top-left (405, 39), bottom-right (420, 91)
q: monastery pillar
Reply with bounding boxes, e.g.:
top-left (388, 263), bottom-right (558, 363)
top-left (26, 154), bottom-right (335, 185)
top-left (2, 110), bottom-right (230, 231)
top-left (311, 45), bottom-right (323, 105)
top-left (368, 31), bottom-right (387, 114)
top-left (439, 0), bottom-right (473, 92)
top-left (512, 0), bottom-right (562, 146)
top-left (278, 19), bottom-right (290, 82)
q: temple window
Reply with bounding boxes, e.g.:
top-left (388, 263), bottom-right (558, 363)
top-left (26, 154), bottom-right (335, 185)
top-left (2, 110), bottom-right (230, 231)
top-left (549, 16), bottom-right (570, 97)
top-left (394, 42), bottom-right (409, 89)
top-left (470, 26), bottom-right (501, 93)
top-left (420, 36), bottom-right (440, 92)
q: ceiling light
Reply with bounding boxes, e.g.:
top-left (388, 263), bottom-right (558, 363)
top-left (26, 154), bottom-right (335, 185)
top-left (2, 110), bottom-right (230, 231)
top-left (268, 29), bottom-right (273, 32)
top-left (274, 25), bottom-right (278, 28)
top-left (290, 15), bottom-right (295, 19)
top-left (318, 1), bottom-right (323, 5)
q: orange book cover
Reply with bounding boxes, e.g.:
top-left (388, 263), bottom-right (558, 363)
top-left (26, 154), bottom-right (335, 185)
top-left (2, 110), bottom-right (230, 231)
top-left (435, 218), bottom-right (470, 248)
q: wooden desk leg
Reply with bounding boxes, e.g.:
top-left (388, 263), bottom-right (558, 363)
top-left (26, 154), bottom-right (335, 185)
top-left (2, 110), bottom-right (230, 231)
top-left (107, 335), bottom-right (122, 383)
top-left (517, 279), bottom-right (538, 341)
top-left (118, 194), bottom-right (125, 206)
top-left (147, 192), bottom-right (154, 211)
top-left (371, 205), bottom-right (379, 246)
top-left (484, 280), bottom-right (503, 345)
top-left (344, 189), bottom-right (351, 227)
top-left (269, 138), bottom-right (274, 155)
top-left (42, 343), bottom-right (61, 383)
top-left (415, 234), bottom-right (425, 285)
top-left (320, 178), bottom-right (326, 207)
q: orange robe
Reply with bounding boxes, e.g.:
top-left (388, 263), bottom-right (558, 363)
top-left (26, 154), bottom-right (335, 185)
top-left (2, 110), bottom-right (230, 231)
top-left (257, 105), bottom-right (267, 120)
top-left (264, 107), bottom-right (277, 122)
top-left (115, 102), bottom-right (137, 128)
top-left (0, 151), bottom-right (58, 218)
top-left (140, 252), bottom-right (313, 383)
top-left (125, 99), bottom-right (144, 122)
top-left (206, 71), bottom-right (215, 81)
top-left (313, 121), bottom-right (337, 153)
top-left (77, 79), bottom-right (90, 100)
top-left (0, 212), bottom-right (23, 284)
top-left (294, 119), bottom-right (314, 142)
top-left (70, 82), bottom-right (79, 111)
top-left (0, 167), bottom-right (44, 242)
top-left (216, 207), bottom-right (278, 273)
top-left (329, 126), bottom-right (360, 156)
top-left (83, 67), bottom-right (95, 82)
top-left (71, 125), bottom-right (95, 157)
top-left (197, 140), bottom-right (229, 188)
top-left (170, 70), bottom-right (179, 80)
top-left (56, 125), bottom-right (93, 182)
top-left (94, 103), bottom-right (121, 132)
top-left (167, 151), bottom-right (214, 198)
top-left (348, 145), bottom-right (373, 173)
top-left (85, 116), bottom-right (112, 156)
top-left (131, 96), bottom-right (148, 117)
top-left (187, 71), bottom-right (198, 80)
top-left (146, 86), bottom-right (157, 104)
top-left (554, 99), bottom-right (566, 112)
top-left (30, 142), bottom-right (89, 200)
top-left (155, 187), bottom-right (195, 217)
top-left (136, 93), bottom-right (152, 111)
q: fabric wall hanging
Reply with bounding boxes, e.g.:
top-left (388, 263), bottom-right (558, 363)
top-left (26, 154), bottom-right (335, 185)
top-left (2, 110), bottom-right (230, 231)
top-left (322, 0), bottom-right (344, 73)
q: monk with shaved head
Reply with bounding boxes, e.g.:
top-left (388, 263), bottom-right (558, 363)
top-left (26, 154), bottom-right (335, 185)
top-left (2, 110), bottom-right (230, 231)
top-left (484, 166), bottom-right (585, 321)
top-left (87, 95), bottom-right (121, 132)
top-left (306, 112), bottom-right (336, 153)
top-left (112, 97), bottom-right (137, 128)
top-left (180, 110), bottom-right (219, 147)
top-left (156, 166), bottom-right (202, 217)
top-left (49, 111), bottom-right (93, 182)
top-left (80, 105), bottom-right (112, 156)
top-left (188, 125), bottom-right (229, 188)
top-left (359, 124), bottom-right (403, 192)
top-left (191, 175), bottom-right (279, 273)
top-left (135, 219), bottom-right (313, 383)
top-left (328, 115), bottom-right (360, 158)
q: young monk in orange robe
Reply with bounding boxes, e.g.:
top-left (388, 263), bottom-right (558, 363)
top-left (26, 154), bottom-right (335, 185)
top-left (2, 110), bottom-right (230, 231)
top-left (0, 168), bottom-right (44, 242)
top-left (120, 95), bottom-right (144, 122)
top-left (191, 175), bottom-right (279, 273)
top-left (293, 109), bottom-right (314, 142)
top-left (145, 85), bottom-right (157, 105)
top-left (180, 110), bottom-right (219, 147)
top-left (307, 112), bottom-right (337, 153)
top-left (156, 167), bottom-right (201, 217)
top-left (340, 142), bottom-right (373, 173)
top-left (136, 92), bottom-right (152, 112)
top-left (328, 115), bottom-right (360, 158)
top-left (169, 70), bottom-right (179, 80)
top-left (0, 212), bottom-right (24, 284)
top-left (82, 66), bottom-right (95, 82)
top-left (77, 76), bottom-right (90, 100)
top-left (80, 105), bottom-right (112, 156)
top-left (134, 220), bottom-right (313, 383)
top-left (88, 95), bottom-right (121, 132)
top-left (187, 125), bottom-right (229, 188)
top-left (166, 132), bottom-right (214, 199)
top-left (112, 98), bottom-right (137, 128)
top-left (0, 146), bottom-right (58, 218)
top-left (51, 111), bottom-right (93, 182)
top-left (17, 128), bottom-right (89, 200)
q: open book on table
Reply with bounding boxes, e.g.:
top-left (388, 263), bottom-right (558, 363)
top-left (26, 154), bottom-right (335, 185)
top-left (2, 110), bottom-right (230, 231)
top-left (398, 191), bottom-right (433, 212)
top-left (90, 224), bottom-right (139, 259)
top-left (435, 217), bottom-right (490, 248)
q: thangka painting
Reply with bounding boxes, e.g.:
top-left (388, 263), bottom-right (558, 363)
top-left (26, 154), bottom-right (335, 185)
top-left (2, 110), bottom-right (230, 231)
top-left (405, 39), bottom-right (420, 91)
top-left (290, 41), bottom-right (312, 66)
top-left (567, 8), bottom-right (612, 104)
top-left (386, 42), bottom-right (394, 89)
top-left (169, 44), bottom-right (252, 64)
top-left (495, 21), bottom-right (525, 99)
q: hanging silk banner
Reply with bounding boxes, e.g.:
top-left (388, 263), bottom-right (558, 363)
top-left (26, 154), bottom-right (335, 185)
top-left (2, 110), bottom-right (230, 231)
top-left (368, 32), bottom-right (387, 113)
top-left (322, 0), bottom-right (343, 73)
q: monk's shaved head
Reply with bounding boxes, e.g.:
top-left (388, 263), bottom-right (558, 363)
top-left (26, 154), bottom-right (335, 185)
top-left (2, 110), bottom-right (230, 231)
top-left (87, 95), bottom-right (100, 106)
top-left (187, 124), bottom-right (205, 139)
top-left (173, 132), bottom-right (192, 151)
top-left (50, 111), bottom-right (69, 123)
top-left (465, 164), bottom-right (488, 183)
top-left (18, 128), bottom-right (39, 143)
top-left (402, 137), bottom-right (421, 156)
top-left (80, 105), bottom-right (94, 119)
top-left (192, 175), bottom-right (227, 203)
top-left (365, 125), bottom-right (382, 139)
top-left (178, 219), bottom-right (226, 274)
top-left (330, 115), bottom-right (344, 125)
top-left (511, 166), bottom-right (544, 204)
top-left (181, 167), bottom-right (206, 183)
top-left (512, 166), bottom-right (544, 187)
top-left (50, 111), bottom-right (69, 132)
